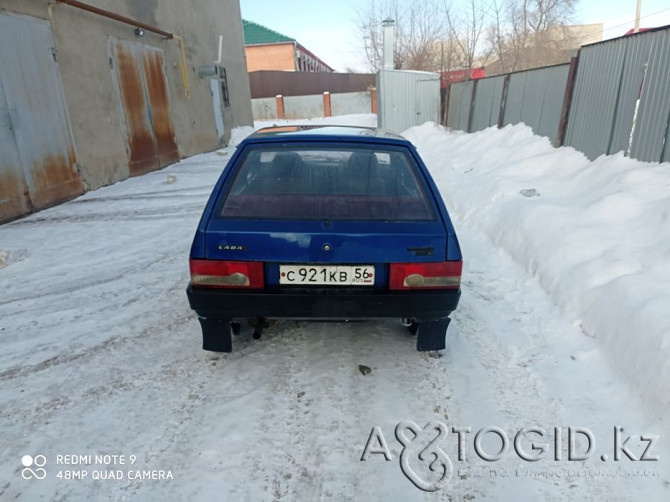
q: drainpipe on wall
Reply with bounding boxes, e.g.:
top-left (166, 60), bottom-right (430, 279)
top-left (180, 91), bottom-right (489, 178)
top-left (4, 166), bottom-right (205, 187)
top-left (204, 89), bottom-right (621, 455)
top-left (214, 35), bottom-right (223, 64)
top-left (293, 42), bottom-right (299, 71)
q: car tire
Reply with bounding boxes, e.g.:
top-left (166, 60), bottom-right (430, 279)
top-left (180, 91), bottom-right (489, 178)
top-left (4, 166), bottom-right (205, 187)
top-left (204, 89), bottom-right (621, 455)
top-left (416, 318), bottom-right (451, 351)
top-left (198, 317), bottom-right (233, 352)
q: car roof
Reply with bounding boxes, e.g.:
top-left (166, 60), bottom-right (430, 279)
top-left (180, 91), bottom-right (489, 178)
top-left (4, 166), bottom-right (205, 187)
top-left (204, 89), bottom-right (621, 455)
top-left (239, 125), bottom-right (413, 147)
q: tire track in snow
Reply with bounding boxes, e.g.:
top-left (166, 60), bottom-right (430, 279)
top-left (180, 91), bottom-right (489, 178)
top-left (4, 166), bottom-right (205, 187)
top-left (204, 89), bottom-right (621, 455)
top-left (0, 253), bottom-right (182, 378)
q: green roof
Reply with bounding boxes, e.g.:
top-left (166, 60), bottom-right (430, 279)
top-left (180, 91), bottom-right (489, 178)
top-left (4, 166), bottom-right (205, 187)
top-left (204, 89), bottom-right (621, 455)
top-left (242, 20), bottom-right (295, 45)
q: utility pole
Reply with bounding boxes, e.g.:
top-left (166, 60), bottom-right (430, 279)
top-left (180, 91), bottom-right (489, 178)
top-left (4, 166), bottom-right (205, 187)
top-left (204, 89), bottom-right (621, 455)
top-left (634, 0), bottom-right (642, 33)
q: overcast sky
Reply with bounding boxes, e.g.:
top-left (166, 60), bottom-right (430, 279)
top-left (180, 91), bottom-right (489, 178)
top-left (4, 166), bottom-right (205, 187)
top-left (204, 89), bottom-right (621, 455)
top-left (239, 0), bottom-right (670, 72)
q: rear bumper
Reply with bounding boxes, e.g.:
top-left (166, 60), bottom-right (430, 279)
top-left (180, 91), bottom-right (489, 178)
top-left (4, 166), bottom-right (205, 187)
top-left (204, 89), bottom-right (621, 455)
top-left (186, 284), bottom-right (460, 321)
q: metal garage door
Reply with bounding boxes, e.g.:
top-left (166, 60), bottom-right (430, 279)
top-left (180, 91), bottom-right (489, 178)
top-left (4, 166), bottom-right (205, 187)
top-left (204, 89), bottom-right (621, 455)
top-left (0, 13), bottom-right (83, 223)
top-left (109, 39), bottom-right (179, 176)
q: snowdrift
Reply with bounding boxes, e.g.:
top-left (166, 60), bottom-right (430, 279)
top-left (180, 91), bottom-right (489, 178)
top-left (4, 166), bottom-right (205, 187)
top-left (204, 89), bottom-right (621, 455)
top-left (404, 122), bottom-right (670, 423)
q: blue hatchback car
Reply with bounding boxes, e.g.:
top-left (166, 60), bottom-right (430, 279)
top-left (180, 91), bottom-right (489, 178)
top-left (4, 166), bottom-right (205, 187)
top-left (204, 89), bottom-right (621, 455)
top-left (187, 125), bottom-right (462, 352)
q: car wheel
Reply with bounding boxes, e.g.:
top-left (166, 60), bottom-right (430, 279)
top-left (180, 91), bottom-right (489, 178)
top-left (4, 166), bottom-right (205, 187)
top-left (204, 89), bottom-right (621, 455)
top-left (231, 322), bottom-right (242, 336)
top-left (198, 318), bottom-right (233, 352)
top-left (416, 318), bottom-right (451, 352)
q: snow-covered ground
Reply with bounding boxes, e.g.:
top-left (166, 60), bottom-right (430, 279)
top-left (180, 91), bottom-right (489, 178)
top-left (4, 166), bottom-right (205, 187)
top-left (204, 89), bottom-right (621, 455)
top-left (0, 115), bottom-right (668, 500)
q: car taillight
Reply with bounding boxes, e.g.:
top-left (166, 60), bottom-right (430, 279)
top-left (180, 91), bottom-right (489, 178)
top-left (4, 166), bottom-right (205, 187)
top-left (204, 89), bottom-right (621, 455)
top-left (190, 259), bottom-right (264, 289)
top-left (389, 261), bottom-right (462, 290)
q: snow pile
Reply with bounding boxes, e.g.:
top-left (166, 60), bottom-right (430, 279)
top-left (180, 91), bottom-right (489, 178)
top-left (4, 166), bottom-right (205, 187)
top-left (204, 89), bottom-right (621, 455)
top-left (0, 248), bottom-right (28, 269)
top-left (227, 126), bottom-right (256, 147)
top-left (404, 122), bottom-right (670, 421)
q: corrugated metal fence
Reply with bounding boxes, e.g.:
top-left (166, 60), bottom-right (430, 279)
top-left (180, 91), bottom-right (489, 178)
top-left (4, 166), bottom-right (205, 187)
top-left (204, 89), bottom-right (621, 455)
top-left (446, 25), bottom-right (670, 164)
top-left (446, 80), bottom-right (474, 132)
top-left (447, 64), bottom-right (570, 144)
top-left (470, 75), bottom-right (505, 132)
top-left (565, 27), bottom-right (670, 162)
top-left (503, 64), bottom-right (570, 142)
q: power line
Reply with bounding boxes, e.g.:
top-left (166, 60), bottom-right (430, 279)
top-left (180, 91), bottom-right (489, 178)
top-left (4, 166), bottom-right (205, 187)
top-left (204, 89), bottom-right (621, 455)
top-left (569, 7), bottom-right (670, 45)
top-left (478, 3), bottom-right (670, 46)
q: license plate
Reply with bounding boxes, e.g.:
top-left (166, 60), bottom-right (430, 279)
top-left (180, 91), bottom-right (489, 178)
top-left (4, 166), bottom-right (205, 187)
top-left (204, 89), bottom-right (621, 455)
top-left (279, 265), bottom-right (374, 286)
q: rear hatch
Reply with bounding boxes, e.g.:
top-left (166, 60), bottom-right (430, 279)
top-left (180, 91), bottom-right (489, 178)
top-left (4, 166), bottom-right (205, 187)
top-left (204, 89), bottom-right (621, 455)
top-left (203, 142), bottom-right (449, 288)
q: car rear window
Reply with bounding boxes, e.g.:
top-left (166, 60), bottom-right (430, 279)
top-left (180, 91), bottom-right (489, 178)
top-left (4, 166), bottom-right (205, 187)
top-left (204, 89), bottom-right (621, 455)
top-left (219, 146), bottom-right (435, 221)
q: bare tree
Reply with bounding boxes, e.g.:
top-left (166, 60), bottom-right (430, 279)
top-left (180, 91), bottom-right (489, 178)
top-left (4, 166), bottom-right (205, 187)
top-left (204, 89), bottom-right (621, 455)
top-left (359, 0), bottom-right (393, 70)
top-left (486, 0), bottom-right (577, 74)
top-left (438, 37), bottom-right (463, 74)
top-left (444, 0), bottom-right (491, 72)
top-left (358, 0), bottom-right (446, 72)
top-left (487, 0), bottom-right (530, 73)
top-left (488, 0), bottom-right (509, 72)
top-left (527, 0), bottom-right (576, 31)
top-left (357, 0), bottom-right (576, 76)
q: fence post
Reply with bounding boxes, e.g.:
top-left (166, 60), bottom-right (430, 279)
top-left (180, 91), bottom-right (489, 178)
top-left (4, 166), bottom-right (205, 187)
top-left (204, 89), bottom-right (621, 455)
top-left (442, 84), bottom-right (451, 126)
top-left (498, 74), bottom-right (510, 129)
top-left (323, 91), bottom-right (331, 117)
top-left (370, 88), bottom-right (377, 114)
top-left (275, 94), bottom-right (285, 119)
top-left (467, 79), bottom-right (478, 133)
top-left (556, 55), bottom-right (580, 147)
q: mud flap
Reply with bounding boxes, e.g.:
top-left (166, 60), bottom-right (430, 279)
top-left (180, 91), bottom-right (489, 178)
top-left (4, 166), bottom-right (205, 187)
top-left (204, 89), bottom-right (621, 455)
top-left (198, 317), bottom-right (233, 352)
top-left (416, 318), bottom-right (450, 351)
